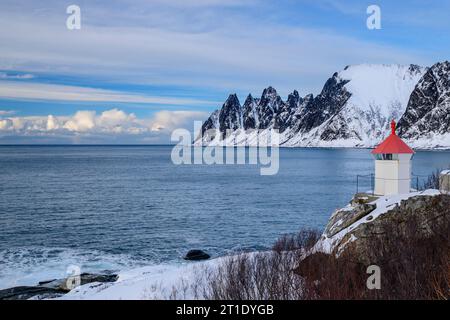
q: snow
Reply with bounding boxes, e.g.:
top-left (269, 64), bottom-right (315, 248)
top-left (57, 259), bottom-right (221, 300)
top-left (286, 64), bottom-right (426, 148)
top-left (314, 189), bottom-right (441, 255)
top-left (197, 63), bottom-right (446, 149)
top-left (404, 133), bottom-right (450, 150)
top-left (0, 246), bottom-right (141, 291)
top-left (56, 252), bottom-right (266, 300)
top-left (338, 64), bottom-right (423, 116)
top-left (51, 188), bottom-right (444, 300)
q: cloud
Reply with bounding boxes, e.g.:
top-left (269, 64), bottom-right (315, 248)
top-left (143, 0), bottom-right (258, 7)
top-left (149, 110), bottom-right (206, 131)
top-left (62, 111), bottom-right (96, 132)
top-left (0, 110), bottom-right (15, 116)
top-left (0, 108), bottom-right (208, 143)
top-left (0, 81), bottom-right (217, 106)
top-left (0, 72), bottom-right (34, 79)
top-left (0, 1), bottom-right (430, 96)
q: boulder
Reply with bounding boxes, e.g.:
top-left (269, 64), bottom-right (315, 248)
top-left (0, 286), bottom-right (65, 300)
top-left (184, 250), bottom-right (210, 261)
top-left (324, 199), bottom-right (376, 238)
top-left (39, 273), bottom-right (118, 292)
top-left (440, 170), bottom-right (450, 193)
top-left (333, 194), bottom-right (450, 264)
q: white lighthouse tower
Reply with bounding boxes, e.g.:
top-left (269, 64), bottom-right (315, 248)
top-left (372, 120), bottom-right (414, 196)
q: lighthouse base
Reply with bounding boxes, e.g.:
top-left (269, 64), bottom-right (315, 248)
top-left (374, 159), bottom-right (411, 196)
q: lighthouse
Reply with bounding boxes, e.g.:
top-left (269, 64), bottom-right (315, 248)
top-left (371, 120), bottom-right (414, 196)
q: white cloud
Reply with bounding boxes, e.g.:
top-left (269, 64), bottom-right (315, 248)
top-left (144, 0), bottom-right (257, 7)
top-left (0, 118), bottom-right (13, 130)
top-left (149, 110), bottom-right (206, 131)
top-left (0, 108), bottom-right (208, 143)
top-left (63, 110), bottom-right (96, 132)
top-left (0, 110), bottom-right (16, 116)
top-left (0, 72), bottom-right (34, 79)
top-left (0, 2), bottom-right (429, 96)
top-left (97, 109), bottom-right (136, 127)
top-left (0, 81), bottom-right (217, 106)
top-left (46, 114), bottom-right (58, 130)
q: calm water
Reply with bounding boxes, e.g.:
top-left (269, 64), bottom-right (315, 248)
top-left (0, 146), bottom-right (448, 288)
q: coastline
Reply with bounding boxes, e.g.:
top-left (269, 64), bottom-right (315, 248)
top-left (2, 188), bottom-right (447, 300)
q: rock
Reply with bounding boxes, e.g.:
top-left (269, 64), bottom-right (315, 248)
top-left (294, 252), bottom-right (333, 280)
top-left (197, 62), bottom-right (450, 148)
top-left (324, 196), bottom-right (377, 238)
top-left (0, 272), bottom-right (119, 300)
top-left (398, 61), bottom-right (450, 142)
top-left (39, 273), bottom-right (118, 292)
top-left (198, 86), bottom-right (306, 143)
top-left (218, 94), bottom-right (242, 134)
top-left (333, 194), bottom-right (450, 265)
top-left (0, 286), bottom-right (65, 300)
top-left (184, 250), bottom-right (210, 261)
top-left (296, 193), bottom-right (449, 283)
top-left (440, 170), bottom-right (450, 193)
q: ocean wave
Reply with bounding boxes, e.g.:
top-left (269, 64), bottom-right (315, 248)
top-left (0, 246), bottom-right (149, 290)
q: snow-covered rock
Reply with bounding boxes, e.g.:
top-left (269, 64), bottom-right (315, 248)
top-left (196, 62), bottom-right (450, 149)
top-left (56, 260), bottom-right (219, 300)
top-left (288, 64), bottom-right (424, 147)
top-left (314, 189), bottom-right (443, 256)
top-left (398, 61), bottom-right (450, 149)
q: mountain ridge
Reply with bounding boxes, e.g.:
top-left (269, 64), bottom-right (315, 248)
top-left (196, 62), bottom-right (450, 149)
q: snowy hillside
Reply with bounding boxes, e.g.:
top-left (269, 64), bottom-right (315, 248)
top-left (339, 64), bottom-right (422, 115)
top-left (196, 62), bottom-right (450, 149)
top-left (285, 64), bottom-right (425, 147)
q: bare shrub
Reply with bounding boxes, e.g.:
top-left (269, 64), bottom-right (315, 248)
top-left (197, 206), bottom-right (449, 300)
top-left (196, 230), bottom-right (320, 300)
top-left (422, 168), bottom-right (443, 190)
top-left (296, 250), bottom-right (368, 300)
top-left (298, 211), bottom-right (449, 300)
top-left (272, 229), bottom-right (320, 253)
top-left (363, 212), bottom-right (450, 299)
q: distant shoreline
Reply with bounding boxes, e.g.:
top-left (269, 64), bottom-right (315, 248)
top-left (0, 144), bottom-right (449, 151)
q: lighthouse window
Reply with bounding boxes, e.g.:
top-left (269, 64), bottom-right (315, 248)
top-left (379, 153), bottom-right (398, 160)
top-left (375, 154), bottom-right (396, 160)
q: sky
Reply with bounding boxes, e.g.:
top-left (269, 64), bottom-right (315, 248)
top-left (0, 0), bottom-right (449, 144)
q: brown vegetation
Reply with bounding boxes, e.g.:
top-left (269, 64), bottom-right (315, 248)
top-left (196, 200), bottom-right (449, 300)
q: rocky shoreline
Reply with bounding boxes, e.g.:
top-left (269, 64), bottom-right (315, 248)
top-left (0, 273), bottom-right (118, 300)
top-left (2, 189), bottom-right (448, 300)
top-left (0, 249), bottom-right (213, 300)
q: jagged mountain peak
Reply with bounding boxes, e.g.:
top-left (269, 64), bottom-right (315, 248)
top-left (287, 90), bottom-right (300, 100)
top-left (243, 93), bottom-right (255, 104)
top-left (260, 86), bottom-right (278, 100)
top-left (303, 93), bottom-right (314, 101)
top-left (262, 85), bottom-right (277, 93)
top-left (429, 60), bottom-right (450, 76)
top-left (224, 93), bottom-right (240, 105)
top-left (196, 62), bottom-right (449, 149)
top-left (408, 63), bottom-right (425, 75)
top-left (397, 60), bottom-right (450, 147)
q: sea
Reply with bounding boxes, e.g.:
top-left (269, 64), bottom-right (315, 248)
top-left (0, 145), bottom-right (448, 289)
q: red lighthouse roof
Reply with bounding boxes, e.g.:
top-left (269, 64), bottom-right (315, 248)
top-left (371, 120), bottom-right (414, 154)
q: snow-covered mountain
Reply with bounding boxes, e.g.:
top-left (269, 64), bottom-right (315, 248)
top-left (397, 61), bottom-right (450, 149)
top-left (196, 62), bottom-right (450, 149)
